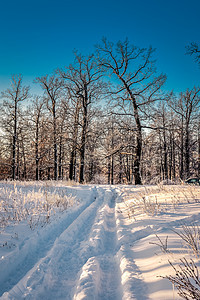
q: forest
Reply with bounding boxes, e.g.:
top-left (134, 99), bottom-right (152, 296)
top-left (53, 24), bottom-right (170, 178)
top-left (0, 39), bottom-right (199, 184)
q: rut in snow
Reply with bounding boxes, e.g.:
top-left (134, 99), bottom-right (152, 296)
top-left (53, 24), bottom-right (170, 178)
top-left (1, 187), bottom-right (122, 300)
top-left (0, 186), bottom-right (97, 298)
top-left (74, 188), bottom-right (122, 300)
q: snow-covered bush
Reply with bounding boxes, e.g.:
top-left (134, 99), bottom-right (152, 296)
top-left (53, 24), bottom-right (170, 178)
top-left (156, 224), bottom-right (200, 299)
top-left (0, 182), bottom-right (78, 229)
top-left (123, 185), bottom-right (200, 219)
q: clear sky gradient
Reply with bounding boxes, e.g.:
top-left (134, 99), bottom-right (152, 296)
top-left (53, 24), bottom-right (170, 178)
top-left (0, 0), bottom-right (199, 94)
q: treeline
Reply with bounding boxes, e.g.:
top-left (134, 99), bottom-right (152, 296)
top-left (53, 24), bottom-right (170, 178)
top-left (0, 39), bottom-right (199, 184)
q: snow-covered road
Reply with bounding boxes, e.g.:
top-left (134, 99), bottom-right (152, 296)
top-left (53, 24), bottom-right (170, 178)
top-left (1, 186), bottom-right (123, 299)
top-left (1, 183), bottom-right (200, 299)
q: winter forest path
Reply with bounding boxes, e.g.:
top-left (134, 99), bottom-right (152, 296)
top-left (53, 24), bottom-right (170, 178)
top-left (2, 183), bottom-right (197, 299)
top-left (1, 186), bottom-right (123, 300)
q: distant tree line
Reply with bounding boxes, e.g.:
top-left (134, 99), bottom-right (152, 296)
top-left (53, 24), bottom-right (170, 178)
top-left (0, 39), bottom-right (199, 184)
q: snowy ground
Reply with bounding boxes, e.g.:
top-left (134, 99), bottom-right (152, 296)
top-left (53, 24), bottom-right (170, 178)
top-left (0, 181), bottom-right (200, 299)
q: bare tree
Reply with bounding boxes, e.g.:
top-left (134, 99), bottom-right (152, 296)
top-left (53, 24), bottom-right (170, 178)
top-left (57, 100), bottom-right (69, 180)
top-left (186, 42), bottom-right (200, 65)
top-left (59, 53), bottom-right (103, 183)
top-left (1, 75), bottom-right (29, 180)
top-left (35, 75), bottom-right (63, 180)
top-left (68, 99), bottom-right (81, 181)
top-left (96, 38), bottom-right (166, 184)
top-left (169, 88), bottom-right (200, 179)
top-left (29, 96), bottom-right (45, 180)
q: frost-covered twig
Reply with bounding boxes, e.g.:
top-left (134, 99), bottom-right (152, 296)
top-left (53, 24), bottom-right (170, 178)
top-left (164, 258), bottom-right (200, 299)
top-left (150, 234), bottom-right (171, 254)
top-left (173, 224), bottom-right (200, 259)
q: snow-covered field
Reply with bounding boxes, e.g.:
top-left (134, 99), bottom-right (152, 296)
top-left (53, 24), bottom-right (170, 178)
top-left (0, 181), bottom-right (200, 299)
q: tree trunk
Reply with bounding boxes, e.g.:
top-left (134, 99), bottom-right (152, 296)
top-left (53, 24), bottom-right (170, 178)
top-left (69, 150), bottom-right (75, 180)
top-left (79, 106), bottom-right (87, 183)
top-left (89, 160), bottom-right (94, 182)
top-left (79, 85), bottom-right (88, 184)
top-left (69, 102), bottom-right (79, 181)
top-left (108, 158), bottom-right (111, 184)
top-left (126, 155), bottom-right (130, 183)
top-left (180, 116), bottom-right (184, 179)
top-left (163, 139), bottom-right (168, 180)
top-left (35, 119), bottom-right (39, 181)
top-left (21, 139), bottom-right (27, 180)
top-left (12, 102), bottom-right (17, 180)
top-left (111, 155), bottom-right (114, 184)
top-left (158, 131), bottom-right (164, 181)
top-left (16, 140), bottom-right (20, 180)
top-left (53, 105), bottom-right (58, 180)
top-left (185, 123), bottom-right (190, 179)
top-left (58, 136), bottom-right (62, 180)
top-left (172, 134), bottom-right (176, 180)
top-left (119, 153), bottom-right (122, 184)
top-left (131, 94), bottom-right (142, 184)
top-left (48, 167), bottom-right (51, 180)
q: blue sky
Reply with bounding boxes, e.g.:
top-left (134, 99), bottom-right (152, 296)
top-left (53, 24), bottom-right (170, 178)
top-left (0, 0), bottom-right (199, 94)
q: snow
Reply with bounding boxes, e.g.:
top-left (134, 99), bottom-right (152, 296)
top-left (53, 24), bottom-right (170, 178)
top-left (0, 181), bottom-right (200, 299)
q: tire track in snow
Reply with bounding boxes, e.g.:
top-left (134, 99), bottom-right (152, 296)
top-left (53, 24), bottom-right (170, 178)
top-left (115, 190), bottom-right (150, 300)
top-left (74, 188), bottom-right (122, 300)
top-left (0, 186), bottom-right (100, 299)
top-left (96, 190), bottom-right (122, 300)
top-left (2, 187), bottom-right (123, 300)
